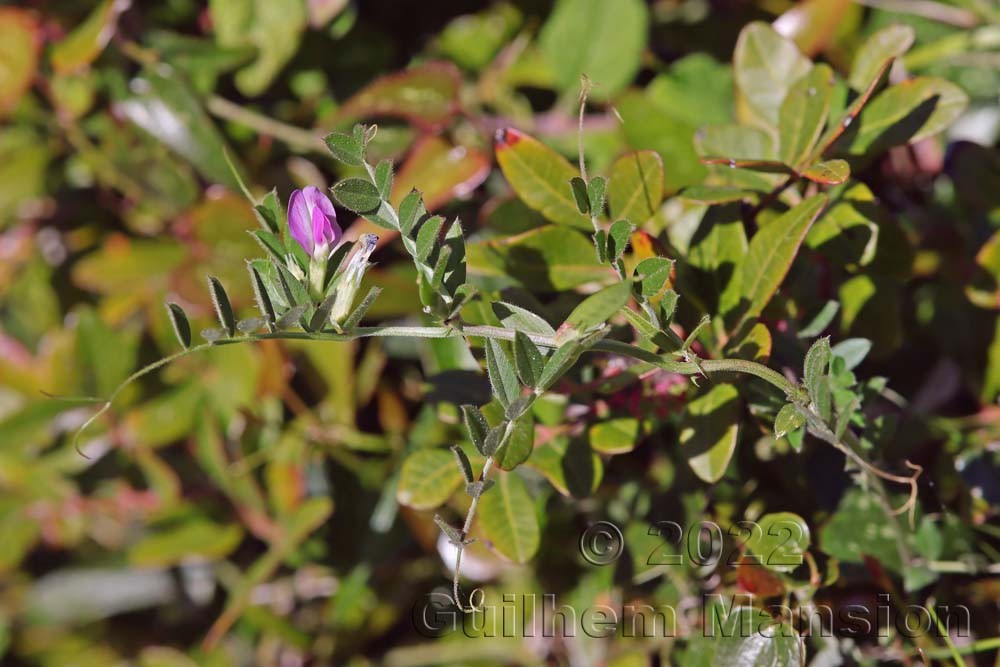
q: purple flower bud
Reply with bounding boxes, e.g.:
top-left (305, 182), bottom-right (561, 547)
top-left (288, 186), bottom-right (341, 259)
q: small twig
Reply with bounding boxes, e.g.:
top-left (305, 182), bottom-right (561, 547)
top-left (206, 96), bottom-right (329, 154)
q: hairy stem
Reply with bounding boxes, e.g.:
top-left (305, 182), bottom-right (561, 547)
top-left (74, 320), bottom-right (919, 602)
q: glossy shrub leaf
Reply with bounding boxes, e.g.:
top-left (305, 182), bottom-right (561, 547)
top-left (538, 0), bottom-right (648, 98)
top-left (210, 0), bottom-right (307, 97)
top-left (50, 0), bottom-right (123, 74)
top-left (494, 128), bottom-right (590, 229)
top-left (831, 337), bottom-right (872, 371)
top-left (733, 22), bottom-right (812, 127)
top-left (819, 488), bottom-right (904, 572)
top-left (589, 417), bottom-right (640, 454)
top-left (477, 471), bottom-right (539, 563)
top-left (849, 24), bottom-right (915, 92)
top-left (129, 519), bottom-right (243, 568)
top-left (747, 512), bottom-right (810, 573)
top-left (779, 63), bottom-right (834, 168)
top-left (798, 300), bottom-right (839, 338)
top-left (607, 150), bottom-right (664, 223)
top-left (809, 58), bottom-right (892, 164)
top-left (805, 182), bottom-right (885, 270)
top-left (696, 123), bottom-right (777, 162)
top-left (204, 497), bottom-right (331, 647)
top-left (165, 302), bottom-right (192, 349)
top-left (616, 90), bottom-right (707, 193)
top-left (467, 225), bottom-right (606, 292)
top-left (332, 178), bottom-right (382, 215)
top-left (396, 448), bottom-right (463, 510)
top-left (485, 338), bottom-right (520, 409)
top-left (207, 276), bottom-right (236, 336)
top-left (774, 403), bottom-right (806, 439)
top-left (525, 437), bottom-right (602, 497)
top-left (562, 280), bottom-right (632, 339)
top-left (334, 62), bottom-right (461, 129)
top-left (711, 609), bottom-right (802, 666)
top-left (389, 135), bottom-right (490, 210)
top-left (802, 159), bottom-right (849, 185)
top-left (720, 195), bottom-right (828, 328)
top-left (773, 0), bottom-right (852, 56)
top-left (117, 70), bottom-right (245, 191)
top-left (0, 9), bottom-right (40, 116)
top-left (841, 77), bottom-right (969, 156)
top-left (680, 185), bottom-right (755, 204)
top-left (678, 199), bottom-right (746, 285)
top-left (512, 332), bottom-right (544, 388)
top-left (681, 383), bottom-right (741, 483)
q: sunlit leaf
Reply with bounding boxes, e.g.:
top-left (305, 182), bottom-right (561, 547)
top-left (607, 150), bottom-right (664, 223)
top-left (849, 24), bottom-right (915, 92)
top-left (538, 0), bottom-right (648, 98)
top-left (839, 77), bottom-right (969, 156)
top-left (681, 383), bottom-right (741, 483)
top-left (396, 448), bottom-right (463, 510)
top-left (0, 9), bottom-right (39, 116)
top-left (334, 61), bottom-right (462, 129)
top-left (50, 0), bottom-right (125, 74)
top-left (720, 195), bottom-right (828, 328)
top-left (495, 127), bottom-right (590, 229)
top-left (734, 22), bottom-right (812, 127)
top-left (779, 64), bottom-right (834, 168)
top-left (478, 471), bottom-right (540, 563)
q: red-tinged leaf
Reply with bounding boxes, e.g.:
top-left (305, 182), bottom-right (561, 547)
top-left (808, 58), bottom-right (892, 163)
top-left (0, 9), bottom-right (40, 116)
top-left (802, 159), bottom-right (850, 185)
top-left (333, 61), bottom-right (462, 130)
top-left (773, 0), bottom-right (853, 57)
top-left (495, 127), bottom-right (591, 229)
top-left (849, 24), bottom-right (915, 92)
top-left (346, 136), bottom-right (489, 243)
top-left (737, 561), bottom-right (787, 597)
top-left (838, 77), bottom-right (969, 157)
top-left (50, 0), bottom-right (127, 74)
top-left (700, 157), bottom-right (796, 175)
top-left (391, 136), bottom-right (490, 209)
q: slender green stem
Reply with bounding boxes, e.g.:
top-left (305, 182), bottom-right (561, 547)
top-left (453, 418), bottom-right (512, 611)
top-left (206, 96), bottom-right (329, 154)
top-left (73, 319), bottom-right (920, 610)
top-left (926, 598), bottom-right (966, 667)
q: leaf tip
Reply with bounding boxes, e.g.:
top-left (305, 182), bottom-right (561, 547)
top-left (494, 127), bottom-right (523, 150)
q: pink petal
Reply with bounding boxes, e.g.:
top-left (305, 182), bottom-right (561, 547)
top-left (287, 189), bottom-right (313, 254)
top-left (312, 206), bottom-right (334, 252)
top-left (303, 185), bottom-right (336, 218)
